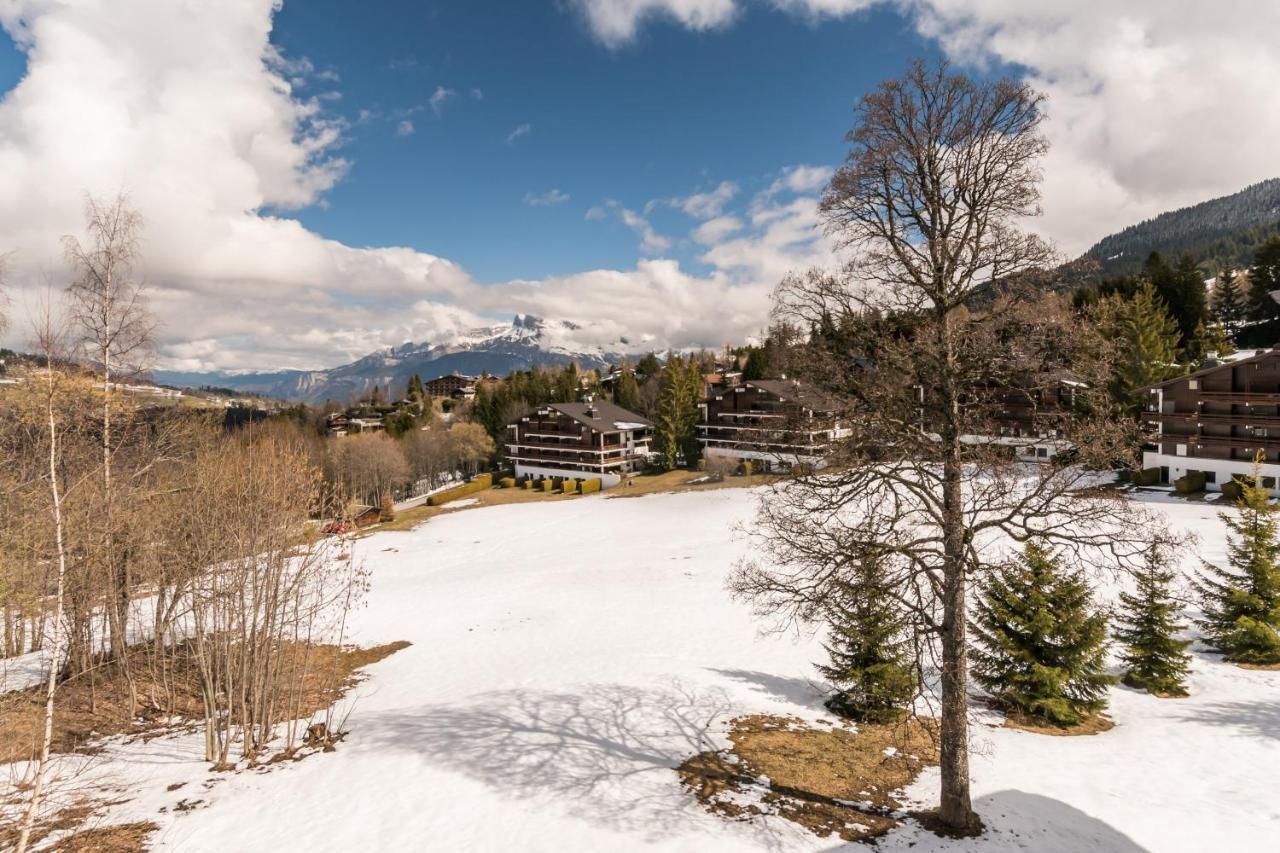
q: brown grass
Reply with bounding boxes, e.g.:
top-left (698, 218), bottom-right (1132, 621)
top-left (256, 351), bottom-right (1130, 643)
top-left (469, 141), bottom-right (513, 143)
top-left (373, 469), bottom-right (775, 533)
top-left (0, 640), bottom-right (410, 765)
top-left (678, 714), bottom-right (938, 843)
top-left (48, 821), bottom-right (159, 852)
top-left (1236, 661), bottom-right (1280, 671)
top-left (1000, 709), bottom-right (1115, 736)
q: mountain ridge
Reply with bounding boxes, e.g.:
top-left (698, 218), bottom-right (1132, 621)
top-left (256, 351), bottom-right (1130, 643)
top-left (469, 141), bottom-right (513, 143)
top-left (152, 314), bottom-right (635, 403)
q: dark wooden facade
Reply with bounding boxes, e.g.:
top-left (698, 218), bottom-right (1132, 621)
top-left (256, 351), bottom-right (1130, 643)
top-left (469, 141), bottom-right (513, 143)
top-left (698, 379), bottom-right (844, 467)
top-left (506, 400), bottom-right (653, 482)
top-left (1143, 350), bottom-right (1280, 487)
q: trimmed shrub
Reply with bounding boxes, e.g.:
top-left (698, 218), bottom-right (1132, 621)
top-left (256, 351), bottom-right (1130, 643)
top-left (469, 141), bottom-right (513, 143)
top-left (580, 478), bottom-right (602, 494)
top-left (499, 476), bottom-right (516, 488)
top-left (540, 477), bottom-right (555, 493)
top-left (1220, 479), bottom-right (1244, 501)
top-left (1173, 470), bottom-right (1207, 494)
top-left (1133, 467), bottom-right (1161, 487)
top-left (427, 472), bottom-right (494, 506)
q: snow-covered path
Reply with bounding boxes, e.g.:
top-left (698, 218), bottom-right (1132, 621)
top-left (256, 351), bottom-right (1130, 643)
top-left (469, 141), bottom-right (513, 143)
top-left (18, 489), bottom-right (1280, 851)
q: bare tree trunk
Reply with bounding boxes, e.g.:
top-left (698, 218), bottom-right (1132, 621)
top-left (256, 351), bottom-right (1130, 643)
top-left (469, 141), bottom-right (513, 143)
top-left (16, 357), bottom-right (73, 853)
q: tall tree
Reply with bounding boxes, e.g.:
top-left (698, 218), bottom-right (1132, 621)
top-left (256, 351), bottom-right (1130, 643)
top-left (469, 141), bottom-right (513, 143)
top-left (612, 366), bottom-right (641, 413)
top-left (1248, 237), bottom-right (1280, 321)
top-left (1196, 466), bottom-right (1280, 664)
top-left (1094, 282), bottom-right (1181, 413)
top-left (63, 193), bottom-right (154, 680)
top-left (652, 354), bottom-right (703, 470)
top-left (730, 62), bottom-right (1152, 834)
top-left (1114, 547), bottom-right (1192, 697)
top-left (742, 346), bottom-right (769, 380)
top-left (1211, 268), bottom-right (1245, 335)
top-left (972, 543), bottom-right (1114, 727)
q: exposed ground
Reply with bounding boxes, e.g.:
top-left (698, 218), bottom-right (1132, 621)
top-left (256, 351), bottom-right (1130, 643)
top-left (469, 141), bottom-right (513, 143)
top-left (679, 714), bottom-right (938, 842)
top-left (372, 468), bottom-right (777, 533)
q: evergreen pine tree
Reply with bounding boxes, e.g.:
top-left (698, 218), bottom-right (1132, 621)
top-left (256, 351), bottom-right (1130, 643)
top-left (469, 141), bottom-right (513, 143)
top-left (972, 542), bottom-right (1114, 727)
top-left (1097, 282), bottom-right (1182, 413)
top-left (613, 367), bottom-right (641, 413)
top-left (1211, 269), bottom-right (1245, 335)
top-left (1196, 469), bottom-right (1280, 664)
top-left (816, 555), bottom-right (917, 723)
top-left (1247, 237), bottom-right (1280, 322)
top-left (1114, 549), bottom-right (1192, 697)
top-left (742, 347), bottom-right (769, 381)
top-left (653, 355), bottom-right (702, 470)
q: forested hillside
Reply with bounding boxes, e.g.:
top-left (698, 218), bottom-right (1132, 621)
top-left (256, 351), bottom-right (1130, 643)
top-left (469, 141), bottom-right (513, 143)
top-left (1084, 178), bottom-right (1280, 277)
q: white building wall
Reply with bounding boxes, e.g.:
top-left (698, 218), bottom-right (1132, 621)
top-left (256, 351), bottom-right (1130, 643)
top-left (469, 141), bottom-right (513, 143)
top-left (702, 445), bottom-right (831, 470)
top-left (1141, 450), bottom-right (1280, 494)
top-left (513, 463), bottom-right (622, 489)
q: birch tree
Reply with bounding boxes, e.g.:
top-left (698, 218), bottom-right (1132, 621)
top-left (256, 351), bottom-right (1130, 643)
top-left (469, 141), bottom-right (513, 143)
top-left (63, 194), bottom-right (154, 683)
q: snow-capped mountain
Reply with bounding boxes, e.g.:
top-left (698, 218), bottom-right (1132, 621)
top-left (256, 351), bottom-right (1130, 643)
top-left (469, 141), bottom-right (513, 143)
top-left (152, 315), bottom-right (639, 404)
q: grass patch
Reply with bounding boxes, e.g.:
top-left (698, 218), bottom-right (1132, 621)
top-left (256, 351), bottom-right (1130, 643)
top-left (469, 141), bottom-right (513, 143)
top-left (0, 640), bottom-right (410, 765)
top-left (1000, 709), bottom-right (1115, 736)
top-left (372, 469), bottom-right (776, 533)
top-left (49, 820), bottom-right (159, 852)
top-left (678, 714), bottom-right (938, 843)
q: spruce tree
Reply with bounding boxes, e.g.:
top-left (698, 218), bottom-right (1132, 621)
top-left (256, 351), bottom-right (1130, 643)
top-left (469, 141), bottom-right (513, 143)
top-left (972, 542), bottom-right (1114, 727)
top-left (1248, 237), bottom-right (1280, 322)
top-left (816, 555), bottom-right (917, 723)
top-left (1114, 550), bottom-right (1192, 697)
top-left (1197, 472), bottom-right (1280, 664)
top-left (1097, 282), bottom-right (1181, 413)
top-left (1211, 269), bottom-right (1245, 336)
top-left (653, 355), bottom-right (703, 470)
top-left (613, 367), bottom-right (641, 413)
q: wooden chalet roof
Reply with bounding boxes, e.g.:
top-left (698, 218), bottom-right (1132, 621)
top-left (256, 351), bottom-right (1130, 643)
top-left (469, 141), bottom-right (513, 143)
top-left (546, 401), bottom-right (653, 431)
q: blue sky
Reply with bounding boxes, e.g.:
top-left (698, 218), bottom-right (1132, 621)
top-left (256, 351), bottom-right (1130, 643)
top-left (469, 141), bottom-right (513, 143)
top-left (0, 1), bottom-right (1274, 370)
top-left (266, 0), bottom-right (939, 282)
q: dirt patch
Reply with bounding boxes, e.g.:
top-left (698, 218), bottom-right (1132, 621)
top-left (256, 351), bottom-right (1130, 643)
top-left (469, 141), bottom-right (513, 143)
top-left (49, 820), bottom-right (159, 852)
top-left (1236, 661), bottom-right (1280, 671)
top-left (0, 640), bottom-right (411, 765)
top-left (1000, 709), bottom-right (1114, 736)
top-left (678, 714), bottom-right (938, 843)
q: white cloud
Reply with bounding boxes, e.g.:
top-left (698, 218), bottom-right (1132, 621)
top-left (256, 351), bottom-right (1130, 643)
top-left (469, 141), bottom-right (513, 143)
top-left (768, 0), bottom-right (878, 19)
top-left (571, 0), bottom-right (1280, 256)
top-left (692, 215), bottom-right (743, 244)
top-left (470, 87), bottom-right (484, 100)
top-left (394, 119), bottom-right (415, 138)
top-left (0, 1), bottom-right (830, 371)
top-left (671, 180), bottom-right (738, 219)
top-left (570, 0), bottom-right (737, 47)
top-left (428, 85), bottom-right (455, 116)
top-left (524, 189), bottom-right (571, 207)
top-left (506, 122), bottom-right (532, 144)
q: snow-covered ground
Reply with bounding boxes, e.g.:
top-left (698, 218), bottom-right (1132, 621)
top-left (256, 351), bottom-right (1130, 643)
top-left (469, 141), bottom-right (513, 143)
top-left (10, 488), bottom-right (1280, 851)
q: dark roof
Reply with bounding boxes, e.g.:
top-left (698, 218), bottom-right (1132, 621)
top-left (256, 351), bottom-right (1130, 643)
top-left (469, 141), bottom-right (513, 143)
top-left (744, 379), bottom-right (839, 413)
top-left (549, 400), bottom-right (653, 430)
top-left (1142, 349), bottom-right (1279, 391)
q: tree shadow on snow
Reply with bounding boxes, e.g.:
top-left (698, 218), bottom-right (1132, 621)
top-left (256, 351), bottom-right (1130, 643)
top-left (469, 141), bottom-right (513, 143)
top-left (705, 668), bottom-right (831, 711)
top-left (824, 790), bottom-right (1150, 852)
top-left (1174, 698), bottom-right (1280, 741)
top-left (355, 681), bottom-right (796, 845)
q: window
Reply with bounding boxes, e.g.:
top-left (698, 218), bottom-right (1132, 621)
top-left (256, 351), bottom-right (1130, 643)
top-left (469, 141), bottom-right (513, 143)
top-left (1189, 379), bottom-right (1199, 390)
top-left (1204, 471), bottom-right (1217, 484)
top-left (1176, 444), bottom-right (1187, 457)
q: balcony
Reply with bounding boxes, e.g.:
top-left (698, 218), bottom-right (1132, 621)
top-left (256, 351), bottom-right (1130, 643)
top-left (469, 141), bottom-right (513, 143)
top-left (1199, 391), bottom-right (1280, 403)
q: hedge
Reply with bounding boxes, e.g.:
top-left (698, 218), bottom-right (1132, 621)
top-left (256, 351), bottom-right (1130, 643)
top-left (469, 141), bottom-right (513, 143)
top-left (1133, 467), bottom-right (1161, 487)
top-left (499, 476), bottom-right (516, 488)
top-left (540, 477), bottom-right (555, 493)
top-left (1173, 470), bottom-right (1206, 494)
top-left (580, 478), bottom-right (602, 494)
top-left (427, 473), bottom-right (494, 506)
top-left (1220, 479), bottom-right (1244, 501)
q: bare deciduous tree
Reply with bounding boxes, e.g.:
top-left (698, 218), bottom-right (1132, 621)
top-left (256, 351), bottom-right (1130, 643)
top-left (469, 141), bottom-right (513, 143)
top-left (730, 62), bottom-right (1156, 835)
top-left (63, 193), bottom-right (155, 683)
top-left (15, 303), bottom-right (78, 853)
